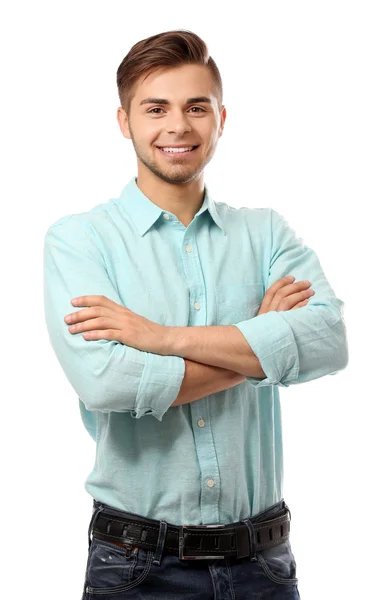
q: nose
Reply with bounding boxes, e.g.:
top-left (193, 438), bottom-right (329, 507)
top-left (166, 110), bottom-right (192, 136)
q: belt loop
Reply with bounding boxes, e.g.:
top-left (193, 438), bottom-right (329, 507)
top-left (88, 502), bottom-right (105, 550)
top-left (241, 518), bottom-right (258, 562)
top-left (283, 501), bottom-right (292, 522)
top-left (153, 520), bottom-right (168, 566)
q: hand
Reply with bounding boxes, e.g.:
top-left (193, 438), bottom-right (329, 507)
top-left (64, 295), bottom-right (169, 354)
top-left (257, 276), bottom-right (315, 315)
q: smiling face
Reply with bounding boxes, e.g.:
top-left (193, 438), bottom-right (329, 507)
top-left (117, 64), bottom-right (226, 185)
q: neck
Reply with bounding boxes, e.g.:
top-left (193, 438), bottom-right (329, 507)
top-left (136, 170), bottom-right (205, 227)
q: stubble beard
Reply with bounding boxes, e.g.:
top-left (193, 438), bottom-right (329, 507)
top-left (129, 128), bottom-right (214, 185)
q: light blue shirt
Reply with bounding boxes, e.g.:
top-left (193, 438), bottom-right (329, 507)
top-left (43, 176), bottom-right (348, 525)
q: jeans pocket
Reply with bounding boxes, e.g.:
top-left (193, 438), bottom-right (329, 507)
top-left (255, 540), bottom-right (298, 586)
top-left (85, 538), bottom-right (154, 596)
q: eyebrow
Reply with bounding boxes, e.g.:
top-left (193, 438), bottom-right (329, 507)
top-left (140, 96), bottom-right (212, 106)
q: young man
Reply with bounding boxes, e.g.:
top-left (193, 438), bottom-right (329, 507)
top-left (43, 29), bottom-right (348, 599)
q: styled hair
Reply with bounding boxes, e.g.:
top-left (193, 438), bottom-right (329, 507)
top-left (116, 29), bottom-right (223, 115)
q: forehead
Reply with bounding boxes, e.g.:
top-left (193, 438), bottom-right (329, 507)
top-left (134, 64), bottom-right (217, 102)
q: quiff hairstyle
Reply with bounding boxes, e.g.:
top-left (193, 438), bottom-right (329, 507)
top-left (116, 29), bottom-right (223, 116)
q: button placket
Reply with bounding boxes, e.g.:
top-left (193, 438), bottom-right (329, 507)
top-left (190, 399), bottom-right (220, 523)
top-left (184, 231), bottom-right (220, 523)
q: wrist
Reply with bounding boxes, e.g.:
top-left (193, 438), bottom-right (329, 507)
top-left (225, 368), bottom-right (246, 384)
top-left (164, 325), bottom-right (189, 357)
top-left (234, 372), bottom-right (247, 384)
top-left (163, 326), bottom-right (179, 356)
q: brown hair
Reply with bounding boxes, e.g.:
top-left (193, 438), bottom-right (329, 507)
top-left (116, 29), bottom-right (223, 115)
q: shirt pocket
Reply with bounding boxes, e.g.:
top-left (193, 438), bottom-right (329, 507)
top-left (215, 283), bottom-right (263, 325)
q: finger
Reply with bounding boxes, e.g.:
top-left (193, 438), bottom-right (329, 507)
top-left (82, 329), bottom-right (118, 341)
top-left (268, 280), bottom-right (312, 312)
top-left (261, 276), bottom-right (296, 312)
top-left (70, 295), bottom-right (115, 308)
top-left (276, 289), bottom-right (315, 311)
top-left (67, 316), bottom-right (113, 334)
top-left (65, 306), bottom-right (107, 325)
top-left (291, 299), bottom-right (309, 310)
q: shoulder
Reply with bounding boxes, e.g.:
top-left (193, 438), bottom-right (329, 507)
top-left (44, 196), bottom-right (119, 241)
top-left (214, 199), bottom-right (281, 233)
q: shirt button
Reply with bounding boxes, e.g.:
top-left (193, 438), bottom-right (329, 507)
top-left (207, 479), bottom-right (215, 488)
top-left (197, 418), bottom-right (205, 427)
top-left (194, 301), bottom-right (200, 310)
top-left (185, 244), bottom-right (192, 253)
top-left (163, 213), bottom-right (170, 220)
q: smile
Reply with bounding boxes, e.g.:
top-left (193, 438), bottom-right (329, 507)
top-left (156, 145), bottom-right (199, 157)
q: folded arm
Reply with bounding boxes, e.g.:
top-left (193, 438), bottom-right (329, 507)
top-left (168, 209), bottom-right (349, 387)
top-left (43, 217), bottom-right (185, 420)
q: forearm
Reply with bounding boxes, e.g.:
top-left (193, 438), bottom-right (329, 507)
top-left (167, 325), bottom-right (266, 378)
top-left (171, 358), bottom-right (246, 407)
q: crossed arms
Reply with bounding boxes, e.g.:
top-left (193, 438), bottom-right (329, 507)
top-left (43, 211), bottom-right (348, 420)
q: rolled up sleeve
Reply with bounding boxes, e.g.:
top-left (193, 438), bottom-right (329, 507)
top-left (233, 210), bottom-right (349, 387)
top-left (43, 217), bottom-right (185, 419)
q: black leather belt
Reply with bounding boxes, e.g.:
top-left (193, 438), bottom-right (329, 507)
top-left (92, 505), bottom-right (291, 561)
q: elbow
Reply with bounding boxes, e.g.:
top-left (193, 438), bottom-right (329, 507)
top-left (331, 327), bottom-right (349, 375)
top-left (324, 313), bottom-right (349, 377)
top-left (340, 333), bottom-right (349, 371)
top-left (82, 397), bottom-right (105, 412)
top-left (81, 382), bottom-right (131, 412)
top-left (79, 388), bottom-right (109, 412)
top-left (288, 316), bottom-right (349, 386)
top-left (75, 374), bottom-right (119, 412)
top-left (312, 300), bottom-right (349, 375)
top-left (81, 388), bottom-right (160, 418)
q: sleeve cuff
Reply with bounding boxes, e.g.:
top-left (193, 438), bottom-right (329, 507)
top-left (233, 311), bottom-right (299, 387)
top-left (132, 352), bottom-right (186, 420)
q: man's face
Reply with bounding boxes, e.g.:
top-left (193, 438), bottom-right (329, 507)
top-left (117, 64), bottom-right (226, 185)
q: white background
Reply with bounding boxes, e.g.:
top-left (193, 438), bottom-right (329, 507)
top-left (1, 1), bottom-right (390, 599)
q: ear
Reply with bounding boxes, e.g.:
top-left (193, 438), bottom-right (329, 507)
top-left (218, 106), bottom-right (227, 137)
top-left (117, 106), bottom-right (132, 140)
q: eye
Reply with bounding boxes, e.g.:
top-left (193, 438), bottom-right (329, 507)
top-left (148, 107), bottom-right (164, 114)
top-left (147, 106), bottom-right (206, 114)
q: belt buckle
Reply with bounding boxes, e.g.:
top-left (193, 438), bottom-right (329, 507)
top-left (179, 524), bottom-right (226, 560)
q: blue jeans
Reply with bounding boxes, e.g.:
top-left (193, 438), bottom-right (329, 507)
top-left (81, 499), bottom-right (301, 599)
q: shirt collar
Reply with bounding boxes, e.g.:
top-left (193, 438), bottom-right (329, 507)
top-left (116, 176), bottom-right (226, 237)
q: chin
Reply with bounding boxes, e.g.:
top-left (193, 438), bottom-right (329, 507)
top-left (161, 170), bottom-right (200, 185)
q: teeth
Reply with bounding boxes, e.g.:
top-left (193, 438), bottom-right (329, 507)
top-left (160, 146), bottom-right (194, 153)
